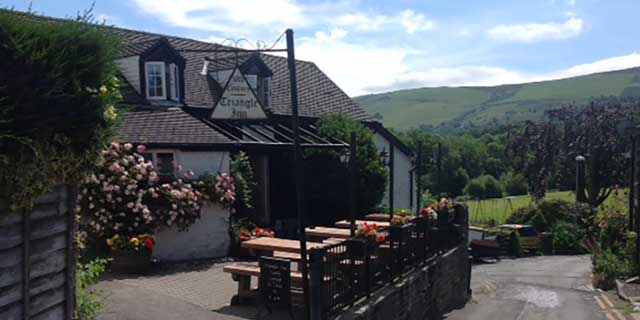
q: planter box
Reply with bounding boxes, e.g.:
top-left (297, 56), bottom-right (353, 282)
top-left (111, 249), bottom-right (152, 274)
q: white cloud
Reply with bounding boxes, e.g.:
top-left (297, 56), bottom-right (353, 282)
top-left (359, 53), bottom-right (640, 95)
top-left (487, 16), bottom-right (583, 43)
top-left (131, 0), bottom-right (305, 35)
top-left (295, 30), bottom-right (412, 96)
top-left (334, 9), bottom-right (435, 34)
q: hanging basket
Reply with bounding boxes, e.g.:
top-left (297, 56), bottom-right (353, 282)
top-left (111, 249), bottom-right (152, 274)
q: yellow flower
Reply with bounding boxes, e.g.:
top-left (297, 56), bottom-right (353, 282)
top-left (103, 105), bottom-right (117, 121)
top-left (106, 238), bottom-right (113, 247)
top-left (130, 238), bottom-right (140, 246)
top-left (99, 85), bottom-right (109, 94)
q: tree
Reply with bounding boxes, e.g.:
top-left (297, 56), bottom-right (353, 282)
top-left (304, 114), bottom-right (387, 224)
top-left (510, 100), bottom-right (635, 206)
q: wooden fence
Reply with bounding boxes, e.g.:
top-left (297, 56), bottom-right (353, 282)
top-left (0, 185), bottom-right (75, 320)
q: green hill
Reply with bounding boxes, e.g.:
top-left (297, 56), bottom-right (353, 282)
top-left (355, 67), bottom-right (640, 132)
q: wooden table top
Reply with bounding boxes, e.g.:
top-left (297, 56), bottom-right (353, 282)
top-left (240, 237), bottom-right (326, 254)
top-left (334, 220), bottom-right (390, 228)
top-left (363, 213), bottom-right (391, 221)
top-left (305, 226), bottom-right (352, 239)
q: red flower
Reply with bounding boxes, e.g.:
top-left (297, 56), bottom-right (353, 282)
top-left (144, 238), bottom-right (154, 250)
top-left (376, 235), bottom-right (386, 243)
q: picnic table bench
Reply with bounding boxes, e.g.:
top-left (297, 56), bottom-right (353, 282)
top-left (241, 237), bottom-right (326, 254)
top-left (305, 226), bottom-right (351, 241)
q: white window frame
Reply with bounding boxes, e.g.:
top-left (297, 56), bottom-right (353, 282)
top-left (145, 61), bottom-right (166, 100)
top-left (169, 63), bottom-right (180, 101)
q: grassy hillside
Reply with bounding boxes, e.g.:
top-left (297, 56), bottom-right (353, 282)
top-left (356, 67), bottom-right (640, 131)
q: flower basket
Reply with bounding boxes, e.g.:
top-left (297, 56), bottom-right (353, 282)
top-left (111, 249), bottom-right (152, 274)
top-left (350, 237), bottom-right (379, 257)
top-left (388, 223), bottom-right (412, 242)
top-left (106, 234), bottom-right (155, 274)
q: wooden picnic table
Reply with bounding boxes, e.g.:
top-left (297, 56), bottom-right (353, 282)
top-left (334, 220), bottom-right (390, 229)
top-left (363, 213), bottom-right (391, 221)
top-left (305, 226), bottom-right (352, 239)
top-left (240, 237), bottom-right (326, 254)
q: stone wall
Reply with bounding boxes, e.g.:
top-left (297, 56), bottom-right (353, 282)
top-left (336, 244), bottom-right (471, 320)
top-left (0, 185), bottom-right (75, 320)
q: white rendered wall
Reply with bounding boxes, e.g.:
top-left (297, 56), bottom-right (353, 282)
top-left (374, 133), bottom-right (416, 212)
top-left (152, 150), bottom-right (232, 261)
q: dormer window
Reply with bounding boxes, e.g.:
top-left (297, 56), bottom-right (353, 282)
top-left (145, 61), bottom-right (166, 100)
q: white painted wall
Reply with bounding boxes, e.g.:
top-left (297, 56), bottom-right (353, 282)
top-left (374, 133), bottom-right (416, 212)
top-left (151, 150), bottom-right (232, 261)
top-left (115, 56), bottom-right (141, 94)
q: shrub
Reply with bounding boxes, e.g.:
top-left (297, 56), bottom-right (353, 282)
top-left (463, 178), bottom-right (485, 199)
top-left (76, 258), bottom-right (110, 320)
top-left (77, 142), bottom-right (237, 239)
top-left (507, 199), bottom-right (595, 235)
top-left (0, 11), bottom-right (120, 210)
top-left (592, 249), bottom-right (634, 289)
top-left (464, 174), bottom-right (502, 199)
top-left (500, 172), bottom-right (528, 196)
top-left (482, 175), bottom-right (503, 199)
top-left (552, 222), bottom-right (586, 254)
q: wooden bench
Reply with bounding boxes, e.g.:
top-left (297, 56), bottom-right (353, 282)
top-left (223, 263), bottom-right (304, 305)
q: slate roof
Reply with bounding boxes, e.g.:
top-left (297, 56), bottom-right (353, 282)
top-left (5, 10), bottom-right (412, 152)
top-left (107, 27), bottom-right (371, 120)
top-left (116, 108), bottom-right (233, 147)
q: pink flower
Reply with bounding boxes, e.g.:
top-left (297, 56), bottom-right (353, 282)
top-left (110, 142), bottom-right (120, 150)
top-left (124, 143), bottom-right (133, 151)
top-left (136, 145), bottom-right (147, 153)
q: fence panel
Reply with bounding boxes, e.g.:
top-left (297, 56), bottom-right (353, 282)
top-left (0, 185), bottom-right (74, 320)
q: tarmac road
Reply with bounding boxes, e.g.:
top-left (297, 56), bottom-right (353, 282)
top-left (444, 255), bottom-right (635, 320)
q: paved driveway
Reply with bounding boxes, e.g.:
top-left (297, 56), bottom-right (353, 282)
top-left (445, 255), bottom-right (637, 320)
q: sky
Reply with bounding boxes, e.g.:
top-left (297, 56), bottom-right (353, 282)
top-left (4, 0), bottom-right (640, 96)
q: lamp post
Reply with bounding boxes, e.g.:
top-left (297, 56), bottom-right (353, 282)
top-left (340, 132), bottom-right (358, 237)
top-left (415, 142), bottom-right (422, 214)
top-left (575, 155), bottom-right (586, 203)
top-left (379, 145), bottom-right (395, 220)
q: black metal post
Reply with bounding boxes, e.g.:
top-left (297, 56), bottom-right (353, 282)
top-left (436, 142), bottom-right (442, 192)
top-left (416, 142), bottom-right (422, 214)
top-left (576, 156), bottom-right (586, 203)
top-left (389, 143), bottom-right (395, 221)
top-left (630, 137), bottom-right (636, 231)
top-left (309, 248), bottom-right (324, 320)
top-left (286, 29), bottom-right (310, 320)
top-left (349, 132), bottom-right (357, 237)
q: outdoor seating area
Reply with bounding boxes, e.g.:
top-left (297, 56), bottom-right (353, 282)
top-left (223, 204), bottom-right (469, 319)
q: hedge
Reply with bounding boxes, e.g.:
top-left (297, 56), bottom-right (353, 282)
top-left (0, 10), bottom-right (121, 210)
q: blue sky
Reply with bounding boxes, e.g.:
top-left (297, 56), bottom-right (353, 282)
top-left (4, 0), bottom-right (640, 96)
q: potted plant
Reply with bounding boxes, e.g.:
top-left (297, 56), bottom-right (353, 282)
top-left (353, 223), bottom-right (385, 255)
top-left (107, 234), bottom-right (155, 274)
top-left (388, 215), bottom-right (411, 241)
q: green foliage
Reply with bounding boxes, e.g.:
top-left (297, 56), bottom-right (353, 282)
top-left (0, 10), bottom-right (121, 211)
top-left (530, 211), bottom-right (547, 233)
top-left (310, 114), bottom-right (387, 216)
top-left (510, 101), bottom-right (635, 204)
top-left (230, 151), bottom-right (255, 209)
top-left (464, 174), bottom-right (502, 199)
top-left (354, 67), bottom-right (640, 133)
top-left (507, 199), bottom-right (594, 233)
top-left (397, 129), bottom-right (509, 197)
top-left (592, 249), bottom-right (634, 288)
top-left (500, 172), bottom-right (528, 196)
top-left (463, 177), bottom-right (485, 199)
top-left (552, 222), bottom-right (586, 254)
top-left (76, 258), bottom-right (110, 320)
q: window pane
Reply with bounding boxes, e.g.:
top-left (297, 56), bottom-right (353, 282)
top-left (147, 63), bottom-right (164, 98)
top-left (156, 153), bottom-right (174, 180)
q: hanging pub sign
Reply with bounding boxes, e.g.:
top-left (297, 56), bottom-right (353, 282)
top-left (210, 67), bottom-right (267, 120)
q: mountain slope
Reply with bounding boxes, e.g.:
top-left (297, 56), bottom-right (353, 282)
top-left (355, 67), bottom-right (640, 131)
